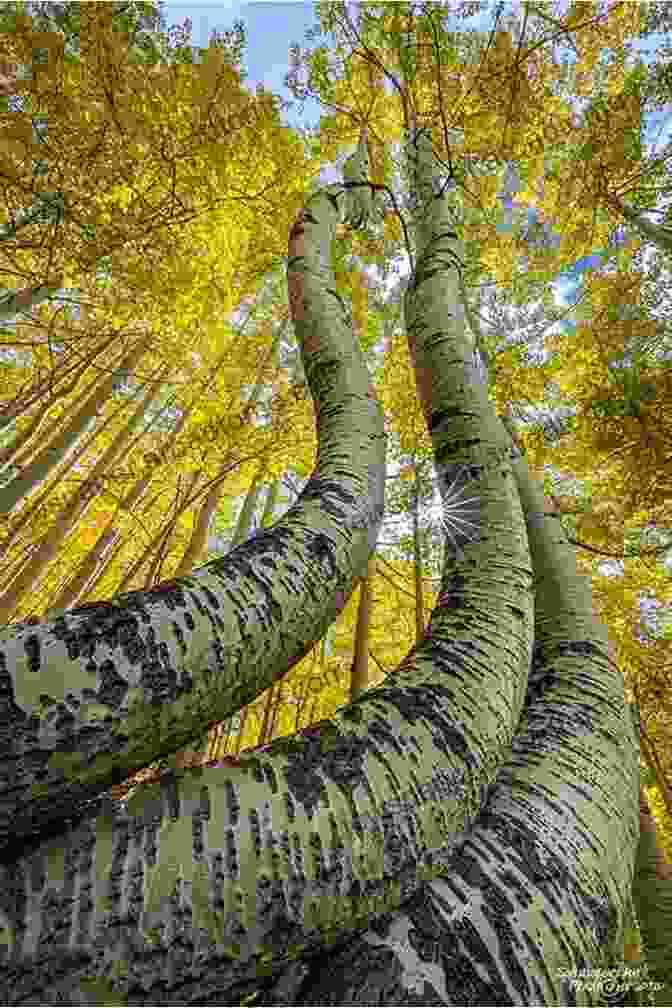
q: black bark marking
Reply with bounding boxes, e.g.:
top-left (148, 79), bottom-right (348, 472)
top-left (224, 778), bottom-right (239, 828)
top-left (250, 806), bottom-right (261, 857)
top-left (339, 702), bottom-right (364, 725)
top-left (440, 572), bottom-right (467, 609)
top-left (305, 532), bottom-right (338, 581)
top-left (367, 716), bottom-right (408, 759)
top-left (429, 406), bottom-right (462, 432)
top-left (280, 728), bottom-right (370, 819)
top-left (263, 762), bottom-right (278, 794)
top-left (159, 769), bottom-right (180, 820)
top-left (300, 479), bottom-right (358, 522)
top-left (224, 828), bottom-right (237, 879)
top-left (367, 685), bottom-right (476, 769)
top-left (435, 438), bottom-right (481, 463)
top-left (292, 933), bottom-right (447, 1006)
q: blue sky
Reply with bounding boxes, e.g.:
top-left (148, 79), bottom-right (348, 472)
top-left (160, 1), bottom-right (500, 136)
top-left (160, 2), bottom-right (327, 136)
top-left (160, 2), bottom-right (671, 301)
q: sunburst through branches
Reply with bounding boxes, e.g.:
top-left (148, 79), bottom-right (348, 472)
top-left (435, 462), bottom-right (483, 566)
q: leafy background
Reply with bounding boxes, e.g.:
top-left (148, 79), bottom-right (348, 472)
top-left (1, 0), bottom-right (672, 859)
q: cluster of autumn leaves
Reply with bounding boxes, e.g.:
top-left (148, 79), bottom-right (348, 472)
top-left (1, 2), bottom-right (671, 850)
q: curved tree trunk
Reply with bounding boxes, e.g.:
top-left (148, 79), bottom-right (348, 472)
top-left (0, 123), bottom-right (387, 837)
top-left (0, 122), bottom-right (659, 1008)
top-left (0, 123), bottom-right (521, 1006)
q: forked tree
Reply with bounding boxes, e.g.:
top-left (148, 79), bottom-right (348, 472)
top-left (0, 122), bottom-right (670, 1006)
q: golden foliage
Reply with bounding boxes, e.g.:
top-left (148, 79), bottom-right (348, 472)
top-left (4, 3), bottom-right (671, 852)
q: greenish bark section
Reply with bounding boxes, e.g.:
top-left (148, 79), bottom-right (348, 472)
top-left (228, 462), bottom-right (265, 550)
top-left (295, 409), bottom-right (642, 1007)
top-left (284, 124), bottom-right (640, 1005)
top-left (633, 813), bottom-right (672, 1005)
top-left (259, 479), bottom-right (280, 529)
top-left (401, 123), bottom-right (535, 783)
top-left (477, 435), bottom-right (641, 1002)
